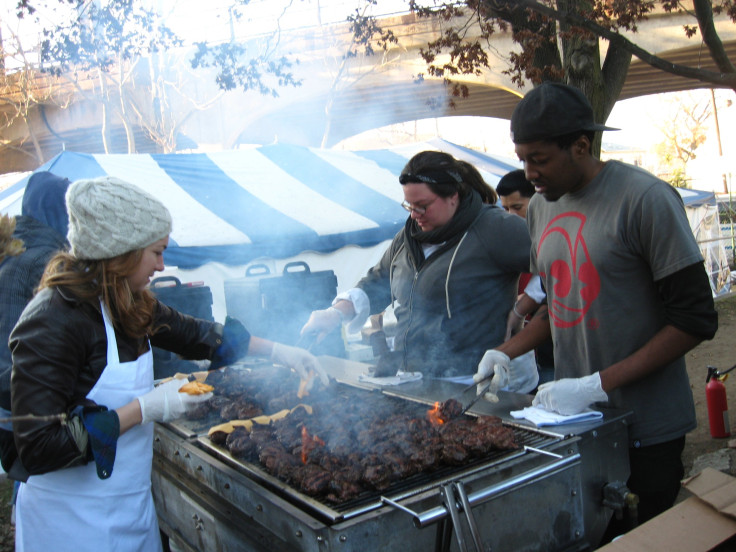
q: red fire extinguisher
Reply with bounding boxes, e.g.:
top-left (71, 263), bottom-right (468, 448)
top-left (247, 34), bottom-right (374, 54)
top-left (706, 365), bottom-right (735, 438)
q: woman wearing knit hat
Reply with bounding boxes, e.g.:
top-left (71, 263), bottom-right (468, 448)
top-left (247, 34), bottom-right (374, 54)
top-left (8, 176), bottom-right (328, 552)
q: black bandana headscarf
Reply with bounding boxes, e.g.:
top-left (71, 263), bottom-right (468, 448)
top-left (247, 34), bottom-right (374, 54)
top-left (403, 190), bottom-right (483, 267)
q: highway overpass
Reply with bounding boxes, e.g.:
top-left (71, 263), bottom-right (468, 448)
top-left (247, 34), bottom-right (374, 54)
top-left (1, 8), bottom-right (735, 172)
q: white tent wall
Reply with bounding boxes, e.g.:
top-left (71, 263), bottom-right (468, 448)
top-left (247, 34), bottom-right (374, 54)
top-left (681, 196), bottom-right (732, 297)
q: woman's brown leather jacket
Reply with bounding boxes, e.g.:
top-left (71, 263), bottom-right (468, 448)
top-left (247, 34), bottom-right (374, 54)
top-left (10, 285), bottom-right (225, 475)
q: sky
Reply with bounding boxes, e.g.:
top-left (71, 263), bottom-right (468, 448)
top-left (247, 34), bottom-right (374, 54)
top-left (152, 0), bottom-right (413, 43)
top-left (340, 92), bottom-right (708, 155)
top-left (339, 87), bottom-right (736, 193)
top-left (606, 90), bottom-right (736, 192)
top-left (0, 0), bottom-right (399, 58)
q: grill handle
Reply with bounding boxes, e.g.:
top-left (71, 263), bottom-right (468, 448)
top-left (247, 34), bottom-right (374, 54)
top-left (381, 495), bottom-right (419, 517)
top-left (445, 481), bottom-right (484, 552)
top-left (412, 451), bottom-right (581, 529)
top-left (454, 481), bottom-right (482, 548)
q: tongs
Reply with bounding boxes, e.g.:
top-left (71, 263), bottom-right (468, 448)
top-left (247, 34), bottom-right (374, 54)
top-left (460, 380), bottom-right (495, 414)
top-left (448, 377), bottom-right (496, 415)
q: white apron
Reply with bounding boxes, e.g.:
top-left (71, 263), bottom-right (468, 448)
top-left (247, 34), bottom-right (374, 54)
top-left (16, 301), bottom-right (162, 552)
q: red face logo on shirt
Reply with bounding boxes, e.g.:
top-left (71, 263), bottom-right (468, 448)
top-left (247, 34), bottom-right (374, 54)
top-left (537, 212), bottom-right (601, 328)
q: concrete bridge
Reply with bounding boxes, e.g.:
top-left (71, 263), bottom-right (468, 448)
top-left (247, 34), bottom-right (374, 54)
top-left (1, 8), bottom-right (735, 172)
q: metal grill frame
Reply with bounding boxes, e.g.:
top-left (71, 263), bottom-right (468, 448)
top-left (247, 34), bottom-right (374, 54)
top-left (153, 362), bottom-right (632, 551)
top-left (167, 377), bottom-right (564, 523)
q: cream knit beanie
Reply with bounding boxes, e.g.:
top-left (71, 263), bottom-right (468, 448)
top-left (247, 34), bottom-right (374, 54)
top-left (66, 176), bottom-right (172, 260)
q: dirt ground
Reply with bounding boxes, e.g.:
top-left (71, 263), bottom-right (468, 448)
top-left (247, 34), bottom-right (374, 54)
top-left (682, 292), bottom-right (736, 473)
top-left (0, 294), bottom-right (733, 550)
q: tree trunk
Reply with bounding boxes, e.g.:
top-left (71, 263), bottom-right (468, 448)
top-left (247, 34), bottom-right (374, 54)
top-left (557, 0), bottom-right (606, 157)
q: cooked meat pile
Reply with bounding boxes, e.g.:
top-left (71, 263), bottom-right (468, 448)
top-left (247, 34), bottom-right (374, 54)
top-left (198, 366), bottom-right (518, 504)
top-left (438, 398), bottom-right (464, 420)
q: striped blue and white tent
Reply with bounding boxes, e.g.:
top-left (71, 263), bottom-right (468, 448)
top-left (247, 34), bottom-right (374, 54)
top-left (0, 140), bottom-right (729, 318)
top-left (0, 139), bottom-right (519, 270)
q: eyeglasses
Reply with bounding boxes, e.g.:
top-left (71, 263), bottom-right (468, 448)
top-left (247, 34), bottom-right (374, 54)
top-left (401, 197), bottom-right (438, 215)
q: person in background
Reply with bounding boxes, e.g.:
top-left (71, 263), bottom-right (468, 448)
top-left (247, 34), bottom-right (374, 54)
top-left (301, 150), bottom-right (537, 391)
top-left (496, 168), bottom-right (535, 219)
top-left (496, 169), bottom-right (536, 296)
top-left (475, 82), bottom-right (718, 540)
top-left (0, 172), bottom-right (71, 479)
top-left (495, 169), bottom-right (554, 386)
top-left (10, 176), bottom-right (328, 552)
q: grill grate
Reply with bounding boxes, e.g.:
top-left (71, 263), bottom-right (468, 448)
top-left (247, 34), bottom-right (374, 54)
top-left (326, 423), bottom-right (554, 515)
top-left (196, 421), bottom-right (560, 524)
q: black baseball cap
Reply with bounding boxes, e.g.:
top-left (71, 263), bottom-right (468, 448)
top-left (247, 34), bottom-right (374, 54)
top-left (510, 82), bottom-right (619, 143)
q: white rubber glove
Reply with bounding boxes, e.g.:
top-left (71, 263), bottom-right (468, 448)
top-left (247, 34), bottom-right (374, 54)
top-left (505, 306), bottom-right (525, 341)
top-left (271, 343), bottom-right (330, 389)
top-left (507, 351), bottom-right (539, 394)
top-left (138, 378), bottom-right (212, 425)
top-left (300, 308), bottom-right (342, 342)
top-left (532, 372), bottom-right (608, 415)
top-left (474, 350), bottom-right (511, 397)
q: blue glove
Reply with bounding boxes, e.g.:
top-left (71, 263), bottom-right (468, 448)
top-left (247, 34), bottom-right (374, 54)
top-left (71, 405), bottom-right (120, 480)
top-left (211, 316), bottom-right (251, 369)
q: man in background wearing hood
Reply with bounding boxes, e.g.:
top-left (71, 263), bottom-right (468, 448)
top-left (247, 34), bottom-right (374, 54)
top-left (0, 171), bottom-right (70, 475)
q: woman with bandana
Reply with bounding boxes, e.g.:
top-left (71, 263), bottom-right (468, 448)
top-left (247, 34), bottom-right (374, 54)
top-left (302, 151), bottom-right (535, 388)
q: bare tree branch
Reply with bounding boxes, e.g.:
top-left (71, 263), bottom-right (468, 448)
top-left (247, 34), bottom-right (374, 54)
top-left (489, 0), bottom-right (736, 89)
top-left (692, 0), bottom-right (736, 73)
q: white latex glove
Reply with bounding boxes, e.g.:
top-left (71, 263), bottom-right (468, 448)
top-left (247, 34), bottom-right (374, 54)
top-left (271, 343), bottom-right (330, 389)
top-left (532, 372), bottom-right (608, 416)
top-left (507, 351), bottom-right (539, 394)
top-left (138, 378), bottom-right (212, 425)
top-left (505, 307), bottom-right (525, 341)
top-left (300, 308), bottom-right (342, 342)
top-left (474, 350), bottom-right (511, 397)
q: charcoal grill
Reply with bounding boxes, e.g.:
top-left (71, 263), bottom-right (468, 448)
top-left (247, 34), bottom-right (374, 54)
top-left (152, 358), bottom-right (631, 552)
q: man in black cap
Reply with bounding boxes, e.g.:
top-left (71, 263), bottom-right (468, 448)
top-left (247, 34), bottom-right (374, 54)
top-left (0, 171), bottom-right (71, 475)
top-left (474, 82), bottom-right (718, 540)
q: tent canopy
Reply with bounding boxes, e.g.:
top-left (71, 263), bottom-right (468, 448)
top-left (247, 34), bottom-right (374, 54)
top-left (676, 187), bottom-right (717, 208)
top-left (0, 140), bottom-right (728, 296)
top-left (0, 139), bottom-right (518, 269)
